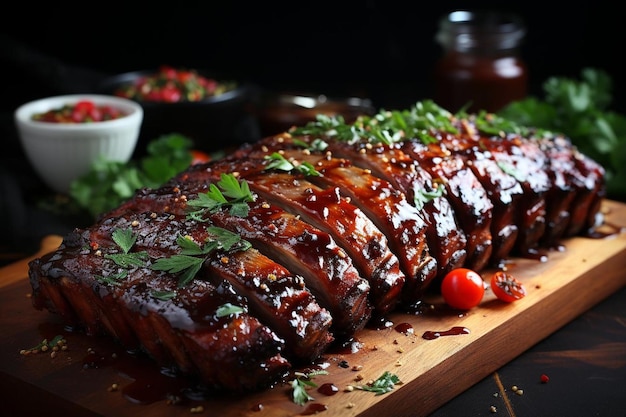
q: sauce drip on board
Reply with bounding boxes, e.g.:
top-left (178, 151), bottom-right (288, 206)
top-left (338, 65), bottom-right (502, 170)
top-left (394, 322), bottom-right (414, 335)
top-left (422, 326), bottom-right (470, 340)
top-left (317, 382), bottom-right (340, 396)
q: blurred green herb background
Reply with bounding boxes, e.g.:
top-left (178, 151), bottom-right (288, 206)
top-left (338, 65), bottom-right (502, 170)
top-left (499, 68), bottom-right (626, 201)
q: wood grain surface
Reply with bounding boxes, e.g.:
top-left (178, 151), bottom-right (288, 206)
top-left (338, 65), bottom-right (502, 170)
top-left (1, 200), bottom-right (625, 417)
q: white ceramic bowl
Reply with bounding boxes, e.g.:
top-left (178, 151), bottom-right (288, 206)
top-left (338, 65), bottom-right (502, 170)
top-left (14, 94), bottom-right (143, 194)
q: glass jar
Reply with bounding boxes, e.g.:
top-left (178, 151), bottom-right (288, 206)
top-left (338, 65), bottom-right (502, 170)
top-left (433, 10), bottom-right (528, 113)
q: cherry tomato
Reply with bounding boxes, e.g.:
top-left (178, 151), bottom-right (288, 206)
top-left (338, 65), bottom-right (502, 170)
top-left (440, 267), bottom-right (485, 310)
top-left (190, 150), bottom-right (211, 165)
top-left (490, 271), bottom-right (526, 303)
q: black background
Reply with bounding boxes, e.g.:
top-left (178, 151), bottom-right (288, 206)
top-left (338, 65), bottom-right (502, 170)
top-left (2, 1), bottom-right (625, 113)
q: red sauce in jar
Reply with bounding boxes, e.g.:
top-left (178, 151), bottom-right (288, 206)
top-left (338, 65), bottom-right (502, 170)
top-left (433, 11), bottom-right (528, 113)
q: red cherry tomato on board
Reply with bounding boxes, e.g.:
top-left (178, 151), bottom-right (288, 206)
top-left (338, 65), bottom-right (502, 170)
top-left (190, 150), bottom-right (211, 165)
top-left (441, 268), bottom-right (485, 310)
top-left (490, 271), bottom-right (527, 303)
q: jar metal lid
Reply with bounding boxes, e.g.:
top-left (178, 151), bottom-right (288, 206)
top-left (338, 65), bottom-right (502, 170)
top-left (436, 10), bottom-right (526, 51)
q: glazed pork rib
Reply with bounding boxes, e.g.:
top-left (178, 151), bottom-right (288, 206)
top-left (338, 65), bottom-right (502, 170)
top-left (230, 142), bottom-right (438, 305)
top-left (28, 101), bottom-right (606, 392)
top-left (108, 181), bottom-right (373, 337)
top-left (251, 136), bottom-right (470, 278)
top-left (399, 138), bottom-right (494, 271)
top-left (29, 212), bottom-right (293, 391)
top-left (180, 155), bottom-right (407, 315)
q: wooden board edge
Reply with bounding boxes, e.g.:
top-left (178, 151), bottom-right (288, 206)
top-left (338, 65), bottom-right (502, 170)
top-left (0, 235), bottom-right (63, 289)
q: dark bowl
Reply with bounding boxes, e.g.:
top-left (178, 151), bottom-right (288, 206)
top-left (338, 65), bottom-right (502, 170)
top-left (98, 70), bottom-right (258, 155)
top-left (253, 91), bottom-right (376, 138)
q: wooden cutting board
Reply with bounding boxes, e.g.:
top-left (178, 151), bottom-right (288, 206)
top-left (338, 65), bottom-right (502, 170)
top-left (1, 200), bottom-right (626, 417)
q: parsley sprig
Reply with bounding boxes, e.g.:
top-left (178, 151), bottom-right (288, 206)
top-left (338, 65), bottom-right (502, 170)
top-left (104, 228), bottom-right (150, 268)
top-left (70, 134), bottom-right (196, 218)
top-left (187, 173), bottom-right (254, 219)
top-left (291, 100), bottom-right (457, 145)
top-left (413, 183), bottom-right (446, 210)
top-left (264, 152), bottom-right (320, 176)
top-left (150, 227), bottom-right (251, 287)
top-left (354, 371), bottom-right (402, 395)
top-left (96, 227), bottom-right (149, 286)
top-left (96, 225), bottom-right (251, 293)
top-left (291, 370), bottom-right (329, 406)
top-left (215, 303), bottom-right (245, 317)
top-left (292, 137), bottom-right (329, 152)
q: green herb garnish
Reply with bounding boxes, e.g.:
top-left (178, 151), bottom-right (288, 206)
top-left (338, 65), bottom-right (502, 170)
top-left (150, 228), bottom-right (251, 287)
top-left (151, 290), bottom-right (177, 301)
top-left (291, 370), bottom-right (329, 406)
top-left (96, 227), bottom-right (149, 286)
top-left (215, 303), bottom-right (245, 318)
top-left (354, 371), bottom-right (402, 396)
top-left (292, 114), bottom-right (362, 143)
top-left (186, 173), bottom-right (254, 219)
top-left (70, 134), bottom-right (195, 218)
top-left (151, 253), bottom-right (204, 287)
top-left (293, 137), bottom-right (329, 152)
top-left (291, 100), bottom-right (456, 146)
top-left (95, 271), bottom-right (128, 286)
top-left (413, 183), bottom-right (446, 210)
top-left (104, 227), bottom-right (149, 268)
top-left (264, 152), bottom-right (320, 176)
top-left (496, 161), bottom-right (526, 182)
